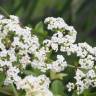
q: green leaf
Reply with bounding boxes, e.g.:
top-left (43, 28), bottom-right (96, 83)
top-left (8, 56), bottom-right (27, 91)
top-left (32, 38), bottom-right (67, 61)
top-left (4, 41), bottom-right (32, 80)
top-left (0, 6), bottom-right (10, 18)
top-left (72, 91), bottom-right (78, 96)
top-left (51, 80), bottom-right (64, 96)
top-left (18, 90), bottom-right (25, 96)
top-left (34, 21), bottom-right (47, 43)
top-left (83, 89), bottom-right (96, 96)
top-left (0, 86), bottom-right (13, 96)
top-left (0, 72), bottom-right (6, 86)
top-left (11, 83), bottom-right (19, 96)
top-left (50, 71), bottom-right (67, 80)
top-left (22, 68), bottom-right (42, 76)
top-left (34, 21), bottom-right (43, 32)
top-left (88, 92), bottom-right (96, 96)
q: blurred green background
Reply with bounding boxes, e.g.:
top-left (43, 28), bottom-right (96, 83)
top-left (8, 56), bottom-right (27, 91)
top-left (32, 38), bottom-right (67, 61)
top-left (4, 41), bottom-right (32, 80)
top-left (0, 0), bottom-right (96, 45)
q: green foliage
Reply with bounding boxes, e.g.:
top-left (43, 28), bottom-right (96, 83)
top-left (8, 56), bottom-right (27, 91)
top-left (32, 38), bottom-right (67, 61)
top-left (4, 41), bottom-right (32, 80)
top-left (50, 71), bottom-right (67, 80)
top-left (0, 72), bottom-right (5, 86)
top-left (34, 21), bottom-right (48, 43)
top-left (51, 80), bottom-right (64, 96)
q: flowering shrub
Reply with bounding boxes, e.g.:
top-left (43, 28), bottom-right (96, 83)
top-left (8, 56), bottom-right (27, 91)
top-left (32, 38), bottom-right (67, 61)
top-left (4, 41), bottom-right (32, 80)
top-left (0, 14), bottom-right (96, 96)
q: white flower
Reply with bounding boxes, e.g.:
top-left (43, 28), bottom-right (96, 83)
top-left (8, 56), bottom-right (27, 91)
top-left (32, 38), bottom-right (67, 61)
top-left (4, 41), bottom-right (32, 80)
top-left (76, 80), bottom-right (85, 94)
top-left (43, 39), bottom-right (51, 47)
top-left (20, 54), bottom-right (31, 68)
top-left (4, 66), bottom-right (21, 85)
top-left (44, 17), bottom-right (68, 30)
top-left (6, 66), bottom-right (20, 77)
top-left (74, 69), bottom-right (85, 81)
top-left (79, 57), bottom-right (94, 69)
top-left (34, 47), bottom-right (47, 61)
top-left (31, 60), bottom-right (47, 72)
top-left (0, 60), bottom-right (12, 68)
top-left (51, 55), bottom-right (67, 72)
top-left (0, 49), bottom-right (7, 57)
top-left (17, 75), bottom-right (53, 96)
top-left (10, 15), bottom-right (20, 23)
top-left (86, 69), bottom-right (96, 79)
top-left (0, 14), bottom-right (4, 20)
top-left (51, 43), bottom-right (58, 51)
top-left (32, 89), bottom-right (53, 96)
top-left (66, 82), bottom-right (74, 92)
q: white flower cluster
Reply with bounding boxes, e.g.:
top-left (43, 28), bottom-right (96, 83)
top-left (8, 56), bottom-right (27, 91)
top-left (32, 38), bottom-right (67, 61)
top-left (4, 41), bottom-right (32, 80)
top-left (0, 16), bottom-right (67, 96)
top-left (65, 42), bottom-right (96, 94)
top-left (0, 15), bottom-right (96, 96)
top-left (67, 69), bottom-right (96, 94)
top-left (44, 17), bottom-right (77, 52)
top-left (0, 15), bottom-right (53, 96)
top-left (4, 67), bottom-right (52, 96)
top-left (31, 50), bottom-right (67, 72)
top-left (0, 15), bottom-right (40, 69)
top-left (44, 17), bottom-right (96, 94)
top-left (44, 17), bottom-right (68, 30)
top-left (4, 66), bottom-right (21, 86)
top-left (17, 75), bottom-right (53, 96)
top-left (0, 15), bottom-right (68, 73)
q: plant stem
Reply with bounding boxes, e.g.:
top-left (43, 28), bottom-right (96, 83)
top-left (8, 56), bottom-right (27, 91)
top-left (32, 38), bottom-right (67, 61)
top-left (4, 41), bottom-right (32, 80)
top-left (11, 83), bottom-right (19, 96)
top-left (68, 65), bottom-right (76, 68)
top-left (0, 7), bottom-right (10, 18)
top-left (0, 87), bottom-right (13, 96)
top-left (68, 65), bottom-right (87, 70)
